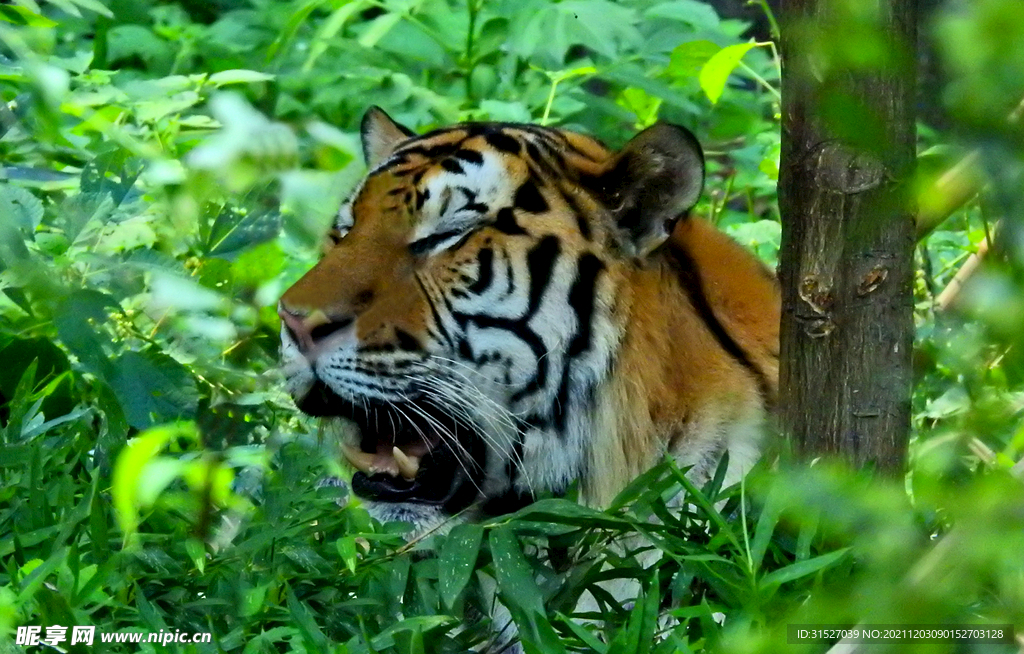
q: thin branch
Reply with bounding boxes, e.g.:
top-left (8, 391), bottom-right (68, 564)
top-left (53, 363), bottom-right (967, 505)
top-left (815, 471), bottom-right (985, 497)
top-left (935, 236), bottom-right (989, 312)
top-left (915, 151), bottom-right (984, 241)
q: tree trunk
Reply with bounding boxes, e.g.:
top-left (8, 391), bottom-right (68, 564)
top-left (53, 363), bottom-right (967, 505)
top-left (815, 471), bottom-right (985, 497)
top-left (778, 0), bottom-right (917, 472)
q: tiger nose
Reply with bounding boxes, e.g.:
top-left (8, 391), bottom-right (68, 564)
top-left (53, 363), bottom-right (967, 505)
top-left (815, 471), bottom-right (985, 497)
top-left (278, 305), bottom-right (354, 353)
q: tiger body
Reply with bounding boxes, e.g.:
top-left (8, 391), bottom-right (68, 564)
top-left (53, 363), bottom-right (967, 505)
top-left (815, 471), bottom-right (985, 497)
top-left (279, 108), bottom-right (780, 537)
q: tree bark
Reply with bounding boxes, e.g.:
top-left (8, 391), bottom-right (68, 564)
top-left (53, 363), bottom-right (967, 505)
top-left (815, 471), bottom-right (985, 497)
top-left (778, 0), bottom-right (917, 472)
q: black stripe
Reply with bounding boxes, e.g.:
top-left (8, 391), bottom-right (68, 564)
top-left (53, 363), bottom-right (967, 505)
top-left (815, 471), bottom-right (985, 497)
top-left (456, 335), bottom-right (474, 361)
top-left (528, 135), bottom-right (566, 171)
top-left (525, 140), bottom-right (562, 179)
top-left (664, 244), bottom-right (771, 402)
top-left (558, 183), bottom-right (593, 241)
top-left (493, 207), bottom-right (527, 235)
top-left (440, 158), bottom-right (464, 174)
top-left (394, 141), bottom-right (463, 161)
top-left (454, 148), bottom-right (484, 165)
top-left (514, 179), bottom-right (549, 213)
top-left (484, 131), bottom-right (521, 154)
top-left (409, 229), bottom-right (467, 255)
top-left (504, 252), bottom-right (515, 295)
top-left (468, 247), bottom-right (494, 294)
top-left (567, 254), bottom-right (603, 357)
top-left (548, 254), bottom-right (605, 434)
top-left (393, 328), bottom-right (420, 351)
top-left (453, 312), bottom-right (549, 403)
top-left (526, 236), bottom-right (560, 317)
top-left (413, 274), bottom-right (455, 351)
top-left (521, 412), bottom-right (551, 431)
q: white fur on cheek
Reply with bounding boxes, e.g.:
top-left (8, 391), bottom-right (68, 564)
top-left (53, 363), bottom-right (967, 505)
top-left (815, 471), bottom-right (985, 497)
top-left (280, 326), bottom-right (314, 399)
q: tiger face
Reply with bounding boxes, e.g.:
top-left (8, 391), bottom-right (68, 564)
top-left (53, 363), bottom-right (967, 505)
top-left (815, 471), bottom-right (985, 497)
top-left (279, 108), bottom-right (779, 533)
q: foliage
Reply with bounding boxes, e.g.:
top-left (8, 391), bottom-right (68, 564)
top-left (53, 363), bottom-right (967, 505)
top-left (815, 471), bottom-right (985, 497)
top-left (1, 0), bottom-right (1023, 652)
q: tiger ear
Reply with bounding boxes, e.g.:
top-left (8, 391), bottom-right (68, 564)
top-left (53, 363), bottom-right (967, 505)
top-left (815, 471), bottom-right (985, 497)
top-left (360, 106), bottom-right (416, 168)
top-left (595, 123), bottom-right (705, 257)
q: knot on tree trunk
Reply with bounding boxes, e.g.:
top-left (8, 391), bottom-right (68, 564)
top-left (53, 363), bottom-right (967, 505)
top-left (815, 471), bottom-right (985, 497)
top-left (812, 142), bottom-right (885, 194)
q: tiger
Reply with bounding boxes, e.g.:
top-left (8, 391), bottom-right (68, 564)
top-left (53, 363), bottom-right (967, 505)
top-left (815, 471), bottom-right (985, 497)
top-left (278, 105), bottom-right (779, 596)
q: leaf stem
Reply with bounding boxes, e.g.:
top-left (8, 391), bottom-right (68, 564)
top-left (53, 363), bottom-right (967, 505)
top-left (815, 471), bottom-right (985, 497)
top-left (464, 0), bottom-right (479, 101)
top-left (737, 59), bottom-right (781, 102)
top-left (747, 0), bottom-right (781, 41)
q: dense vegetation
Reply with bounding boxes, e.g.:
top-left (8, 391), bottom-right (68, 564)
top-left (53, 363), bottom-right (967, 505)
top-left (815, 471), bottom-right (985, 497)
top-left (1, 0), bottom-right (1023, 652)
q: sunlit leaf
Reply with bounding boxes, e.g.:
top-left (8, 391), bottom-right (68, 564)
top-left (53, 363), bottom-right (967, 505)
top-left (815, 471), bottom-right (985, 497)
top-left (111, 422), bottom-right (198, 542)
top-left (699, 42), bottom-right (759, 104)
top-left (0, 5), bottom-right (56, 27)
top-left (208, 69), bottom-right (275, 86)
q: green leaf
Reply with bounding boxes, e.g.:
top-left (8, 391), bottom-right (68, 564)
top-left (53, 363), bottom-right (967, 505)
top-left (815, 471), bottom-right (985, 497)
top-left (108, 349), bottom-right (200, 429)
top-left (106, 25), bottom-right (172, 71)
top-left (111, 422), bottom-right (198, 542)
top-left (923, 386), bottom-right (970, 419)
top-left (208, 69), bottom-right (276, 86)
top-left (134, 457), bottom-right (186, 506)
top-left (438, 523), bottom-right (483, 610)
top-left (0, 5), bottom-right (57, 27)
top-left (667, 40), bottom-right (722, 80)
top-left (609, 571), bottom-right (659, 654)
top-left (759, 547), bottom-right (851, 591)
top-left (0, 184), bottom-right (44, 232)
top-left (489, 527), bottom-right (544, 616)
top-left (21, 405), bottom-right (90, 440)
top-left (759, 156), bottom-right (780, 180)
top-left (369, 616), bottom-right (453, 650)
top-left (60, 0), bottom-right (113, 18)
top-left (240, 584), bottom-right (268, 617)
top-left (57, 192), bottom-right (116, 242)
top-left (266, 0), bottom-right (332, 62)
top-left (645, 1), bottom-right (721, 30)
top-left (185, 538), bottom-right (206, 574)
top-left (489, 527), bottom-right (568, 654)
top-left (80, 148), bottom-right (142, 206)
top-left (749, 487), bottom-right (784, 572)
top-left (337, 536), bottom-right (359, 574)
top-left (553, 1), bottom-right (640, 59)
top-left (357, 12), bottom-right (402, 48)
top-left (508, 498), bottom-right (632, 530)
top-left (53, 290), bottom-right (118, 376)
top-left (303, 0), bottom-right (369, 72)
top-left (699, 42), bottom-right (759, 104)
top-left (206, 206), bottom-right (283, 258)
top-left (286, 583), bottom-right (330, 651)
top-left (555, 613), bottom-right (608, 652)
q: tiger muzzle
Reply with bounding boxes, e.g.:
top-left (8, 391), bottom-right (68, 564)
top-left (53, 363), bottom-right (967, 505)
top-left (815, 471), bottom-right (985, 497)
top-left (298, 380), bottom-right (485, 513)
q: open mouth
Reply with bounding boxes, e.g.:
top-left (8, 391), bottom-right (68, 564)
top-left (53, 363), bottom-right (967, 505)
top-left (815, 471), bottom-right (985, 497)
top-left (297, 380), bottom-right (484, 512)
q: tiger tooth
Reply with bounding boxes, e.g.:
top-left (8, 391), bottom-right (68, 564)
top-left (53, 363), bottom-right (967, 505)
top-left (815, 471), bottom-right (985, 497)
top-left (392, 446), bottom-right (420, 480)
top-left (341, 443), bottom-right (375, 475)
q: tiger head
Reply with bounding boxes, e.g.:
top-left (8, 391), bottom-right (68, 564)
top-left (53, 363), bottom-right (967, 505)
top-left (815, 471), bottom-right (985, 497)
top-left (279, 108), bottom-right (777, 533)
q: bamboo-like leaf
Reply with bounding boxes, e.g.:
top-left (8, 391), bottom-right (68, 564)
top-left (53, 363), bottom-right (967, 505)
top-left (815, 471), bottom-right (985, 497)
top-left (438, 523), bottom-right (483, 610)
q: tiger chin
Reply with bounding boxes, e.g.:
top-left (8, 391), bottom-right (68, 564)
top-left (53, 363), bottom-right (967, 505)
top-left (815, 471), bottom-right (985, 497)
top-left (278, 106), bottom-right (779, 627)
